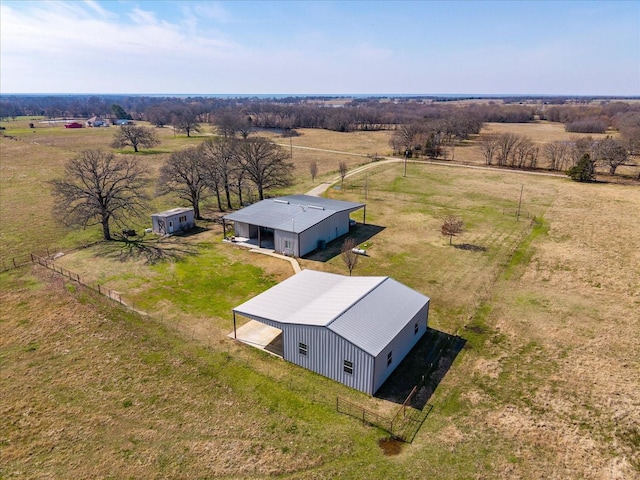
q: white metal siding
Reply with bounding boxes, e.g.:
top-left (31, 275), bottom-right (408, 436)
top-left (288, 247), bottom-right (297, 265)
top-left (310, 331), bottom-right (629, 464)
top-left (371, 302), bottom-right (430, 393)
top-left (299, 212), bottom-right (349, 256)
top-left (274, 230), bottom-right (298, 256)
top-left (233, 222), bottom-right (249, 238)
top-left (283, 325), bottom-right (375, 395)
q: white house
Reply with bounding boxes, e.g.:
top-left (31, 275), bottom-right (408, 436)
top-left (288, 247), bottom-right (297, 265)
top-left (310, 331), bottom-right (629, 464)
top-left (222, 195), bottom-right (366, 257)
top-left (232, 270), bottom-right (430, 395)
top-left (151, 207), bottom-right (195, 235)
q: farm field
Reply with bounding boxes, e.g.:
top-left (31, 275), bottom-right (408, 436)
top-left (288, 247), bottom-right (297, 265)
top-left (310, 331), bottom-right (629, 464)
top-left (1, 119), bottom-right (639, 479)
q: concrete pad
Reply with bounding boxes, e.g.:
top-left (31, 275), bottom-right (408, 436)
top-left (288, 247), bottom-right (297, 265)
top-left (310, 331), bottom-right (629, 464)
top-left (229, 320), bottom-right (283, 356)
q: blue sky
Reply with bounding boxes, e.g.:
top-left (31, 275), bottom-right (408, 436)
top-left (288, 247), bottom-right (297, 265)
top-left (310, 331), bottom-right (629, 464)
top-left (1, 0), bottom-right (638, 95)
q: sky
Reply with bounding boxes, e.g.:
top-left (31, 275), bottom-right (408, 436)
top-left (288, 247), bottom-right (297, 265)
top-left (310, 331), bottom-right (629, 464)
top-left (1, 0), bottom-right (638, 96)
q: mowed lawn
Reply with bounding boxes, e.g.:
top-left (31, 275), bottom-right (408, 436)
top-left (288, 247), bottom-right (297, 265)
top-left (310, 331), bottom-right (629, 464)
top-left (1, 122), bottom-right (639, 478)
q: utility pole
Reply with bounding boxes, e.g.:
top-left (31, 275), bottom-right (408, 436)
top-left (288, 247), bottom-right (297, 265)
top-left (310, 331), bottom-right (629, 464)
top-left (516, 184), bottom-right (524, 221)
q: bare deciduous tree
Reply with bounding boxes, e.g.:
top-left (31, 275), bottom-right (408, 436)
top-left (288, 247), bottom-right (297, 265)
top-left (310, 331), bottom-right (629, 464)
top-left (544, 141), bottom-right (571, 171)
top-left (513, 136), bottom-right (537, 169)
top-left (310, 160), bottom-right (318, 183)
top-left (338, 161), bottom-right (348, 187)
top-left (111, 125), bottom-right (160, 153)
top-left (441, 216), bottom-right (464, 245)
top-left (479, 135), bottom-right (499, 165)
top-left (496, 133), bottom-right (520, 167)
top-left (172, 107), bottom-right (202, 137)
top-left (593, 137), bottom-right (628, 175)
top-left (157, 147), bottom-right (207, 219)
top-left (200, 138), bottom-right (240, 210)
top-left (50, 150), bottom-right (148, 241)
top-left (238, 138), bottom-right (294, 200)
top-left (341, 237), bottom-right (359, 276)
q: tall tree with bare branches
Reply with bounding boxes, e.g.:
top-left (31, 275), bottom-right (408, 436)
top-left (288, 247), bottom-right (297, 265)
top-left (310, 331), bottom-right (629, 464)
top-left (200, 137), bottom-right (240, 210)
top-left (238, 138), bottom-right (294, 200)
top-left (50, 150), bottom-right (148, 241)
top-left (310, 160), bottom-right (318, 183)
top-left (157, 147), bottom-right (207, 219)
top-left (111, 125), bottom-right (160, 153)
top-left (479, 135), bottom-right (499, 166)
top-left (338, 161), bottom-right (348, 188)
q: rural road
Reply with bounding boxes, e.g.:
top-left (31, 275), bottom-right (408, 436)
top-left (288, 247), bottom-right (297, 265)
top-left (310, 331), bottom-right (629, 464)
top-left (298, 148), bottom-right (564, 197)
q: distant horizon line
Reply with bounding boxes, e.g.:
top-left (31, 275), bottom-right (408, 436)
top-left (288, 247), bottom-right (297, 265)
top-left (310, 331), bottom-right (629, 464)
top-left (2, 92), bottom-right (638, 99)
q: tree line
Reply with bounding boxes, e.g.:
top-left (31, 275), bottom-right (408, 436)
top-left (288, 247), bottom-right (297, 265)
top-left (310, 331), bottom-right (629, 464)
top-left (477, 133), bottom-right (632, 177)
top-left (51, 135), bottom-right (294, 241)
top-left (4, 94), bottom-right (639, 135)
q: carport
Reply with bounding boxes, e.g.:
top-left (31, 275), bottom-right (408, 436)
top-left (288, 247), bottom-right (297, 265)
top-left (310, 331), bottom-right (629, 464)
top-left (229, 320), bottom-right (284, 357)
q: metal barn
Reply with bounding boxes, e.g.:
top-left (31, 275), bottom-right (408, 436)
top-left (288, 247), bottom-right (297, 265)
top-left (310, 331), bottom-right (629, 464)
top-left (232, 270), bottom-right (430, 395)
top-left (151, 207), bottom-right (195, 235)
top-left (222, 195), bottom-right (366, 257)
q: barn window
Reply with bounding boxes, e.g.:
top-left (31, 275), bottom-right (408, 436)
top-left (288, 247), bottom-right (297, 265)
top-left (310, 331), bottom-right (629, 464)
top-left (343, 360), bottom-right (353, 375)
top-left (387, 351), bottom-right (393, 367)
top-left (285, 240), bottom-right (292, 249)
top-left (299, 342), bottom-right (308, 356)
top-left (414, 322), bottom-right (419, 335)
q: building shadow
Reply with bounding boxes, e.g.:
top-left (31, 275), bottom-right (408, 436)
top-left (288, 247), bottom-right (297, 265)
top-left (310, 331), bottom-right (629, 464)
top-left (375, 327), bottom-right (466, 410)
top-left (302, 223), bottom-right (385, 262)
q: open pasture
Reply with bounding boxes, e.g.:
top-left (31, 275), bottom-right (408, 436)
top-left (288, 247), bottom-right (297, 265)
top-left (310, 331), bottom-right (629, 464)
top-left (1, 122), bottom-right (639, 478)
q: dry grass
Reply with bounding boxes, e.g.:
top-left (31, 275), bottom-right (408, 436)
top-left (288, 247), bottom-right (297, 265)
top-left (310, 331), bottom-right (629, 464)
top-left (1, 119), bottom-right (639, 479)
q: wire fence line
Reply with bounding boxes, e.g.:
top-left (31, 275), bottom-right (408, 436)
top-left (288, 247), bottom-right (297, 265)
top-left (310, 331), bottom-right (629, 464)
top-left (1, 242), bottom-right (105, 273)
top-left (30, 253), bottom-right (135, 307)
top-left (337, 391), bottom-right (432, 443)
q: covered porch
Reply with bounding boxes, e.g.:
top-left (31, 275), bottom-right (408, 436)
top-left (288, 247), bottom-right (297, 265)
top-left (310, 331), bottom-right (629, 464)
top-left (228, 318), bottom-right (284, 357)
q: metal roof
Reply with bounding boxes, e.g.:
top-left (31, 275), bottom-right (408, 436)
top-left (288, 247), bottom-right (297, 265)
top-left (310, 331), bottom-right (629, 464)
top-left (223, 195), bottom-right (364, 234)
top-left (152, 207), bottom-right (194, 217)
top-left (233, 270), bottom-right (430, 356)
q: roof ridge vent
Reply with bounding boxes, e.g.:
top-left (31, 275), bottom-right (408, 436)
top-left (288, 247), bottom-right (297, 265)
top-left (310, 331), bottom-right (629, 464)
top-left (274, 199), bottom-right (289, 204)
top-left (307, 205), bottom-right (324, 210)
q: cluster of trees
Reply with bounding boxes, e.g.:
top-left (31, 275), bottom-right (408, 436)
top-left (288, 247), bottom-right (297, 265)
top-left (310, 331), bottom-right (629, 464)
top-left (478, 134), bottom-right (631, 176)
top-left (479, 133), bottom-right (540, 169)
top-left (388, 111), bottom-right (484, 159)
top-left (51, 137), bottom-right (294, 241)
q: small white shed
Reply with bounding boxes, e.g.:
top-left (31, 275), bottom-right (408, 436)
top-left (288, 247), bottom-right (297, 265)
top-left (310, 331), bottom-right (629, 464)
top-left (151, 207), bottom-right (195, 235)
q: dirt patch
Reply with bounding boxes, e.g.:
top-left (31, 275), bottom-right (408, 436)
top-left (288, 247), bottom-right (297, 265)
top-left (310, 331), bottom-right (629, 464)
top-left (378, 437), bottom-right (404, 456)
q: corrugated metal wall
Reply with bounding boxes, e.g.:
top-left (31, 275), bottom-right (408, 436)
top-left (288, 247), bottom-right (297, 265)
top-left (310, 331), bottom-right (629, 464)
top-left (234, 221), bottom-right (250, 238)
top-left (282, 324), bottom-right (376, 395)
top-left (372, 301), bottom-right (430, 393)
top-left (299, 212), bottom-right (350, 256)
top-left (274, 230), bottom-right (298, 256)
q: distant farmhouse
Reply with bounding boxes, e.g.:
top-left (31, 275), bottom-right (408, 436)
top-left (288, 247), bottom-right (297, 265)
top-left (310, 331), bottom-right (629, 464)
top-left (113, 119), bottom-right (135, 126)
top-left (85, 116), bottom-right (108, 127)
top-left (232, 269), bottom-right (430, 395)
top-left (222, 195), bottom-right (366, 257)
top-left (151, 207), bottom-right (195, 236)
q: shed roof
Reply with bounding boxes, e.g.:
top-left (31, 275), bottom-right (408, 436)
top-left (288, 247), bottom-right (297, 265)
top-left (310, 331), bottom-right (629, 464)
top-left (233, 270), bottom-right (430, 356)
top-left (152, 207), bottom-right (193, 217)
top-left (223, 195), bottom-right (364, 234)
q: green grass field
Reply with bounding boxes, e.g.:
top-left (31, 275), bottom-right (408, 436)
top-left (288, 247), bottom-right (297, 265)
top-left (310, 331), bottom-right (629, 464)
top-left (1, 118), bottom-right (639, 478)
